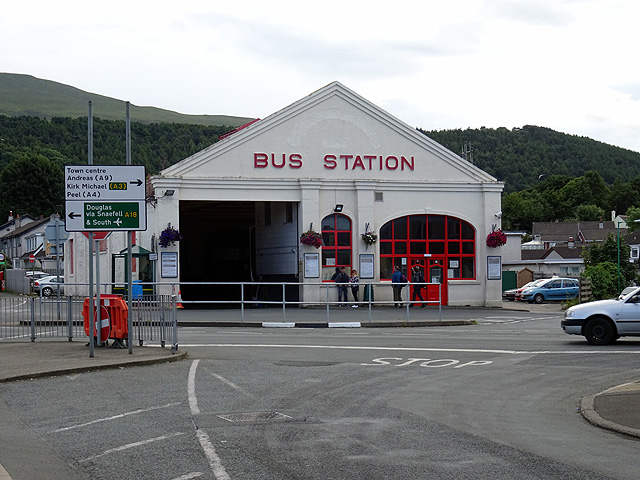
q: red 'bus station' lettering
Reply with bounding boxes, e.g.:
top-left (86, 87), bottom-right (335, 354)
top-left (253, 153), bottom-right (415, 171)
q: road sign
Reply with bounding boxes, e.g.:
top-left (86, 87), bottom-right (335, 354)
top-left (99, 306), bottom-right (110, 343)
top-left (66, 201), bottom-right (146, 231)
top-left (29, 254), bottom-right (35, 263)
top-left (64, 165), bottom-right (146, 201)
top-left (64, 166), bottom-right (147, 232)
top-left (45, 220), bottom-right (70, 244)
top-left (91, 305), bottom-right (110, 343)
top-left (82, 231), bottom-right (112, 240)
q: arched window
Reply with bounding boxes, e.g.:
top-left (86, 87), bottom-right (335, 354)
top-left (321, 214), bottom-right (352, 280)
top-left (379, 214), bottom-right (475, 280)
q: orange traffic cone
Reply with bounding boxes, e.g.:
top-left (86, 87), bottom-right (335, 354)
top-left (176, 290), bottom-right (184, 309)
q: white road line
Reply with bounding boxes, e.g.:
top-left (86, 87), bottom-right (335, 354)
top-left (171, 472), bottom-right (204, 480)
top-left (178, 343), bottom-right (640, 355)
top-left (188, 360), bottom-right (232, 480)
top-left (0, 334), bottom-right (32, 340)
top-left (79, 432), bottom-right (185, 463)
top-left (204, 369), bottom-right (253, 398)
top-left (50, 402), bottom-right (182, 433)
top-left (188, 359), bottom-right (200, 415)
top-left (196, 428), bottom-right (231, 480)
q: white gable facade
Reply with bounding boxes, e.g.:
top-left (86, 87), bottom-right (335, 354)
top-left (141, 82), bottom-right (505, 307)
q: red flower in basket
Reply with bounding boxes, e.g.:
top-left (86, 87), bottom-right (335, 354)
top-left (486, 229), bottom-right (507, 248)
top-left (300, 229), bottom-right (322, 249)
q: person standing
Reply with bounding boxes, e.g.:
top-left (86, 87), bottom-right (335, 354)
top-left (410, 265), bottom-right (426, 307)
top-left (335, 267), bottom-right (350, 307)
top-left (330, 267), bottom-right (341, 303)
top-left (391, 265), bottom-right (406, 308)
top-left (350, 269), bottom-right (360, 307)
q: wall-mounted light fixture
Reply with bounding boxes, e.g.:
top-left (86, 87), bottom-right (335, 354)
top-left (334, 204), bottom-right (343, 213)
top-left (163, 189), bottom-right (175, 197)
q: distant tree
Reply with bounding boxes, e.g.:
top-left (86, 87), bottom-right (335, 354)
top-left (607, 179), bottom-right (640, 215)
top-left (0, 154), bottom-right (64, 217)
top-left (575, 204), bottom-right (605, 221)
top-left (582, 233), bottom-right (637, 295)
top-left (625, 206), bottom-right (640, 233)
top-left (558, 171), bottom-right (609, 212)
top-left (501, 191), bottom-right (551, 231)
top-left (581, 263), bottom-right (618, 300)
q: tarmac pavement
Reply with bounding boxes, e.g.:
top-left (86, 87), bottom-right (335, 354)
top-left (1, 302), bottom-right (639, 479)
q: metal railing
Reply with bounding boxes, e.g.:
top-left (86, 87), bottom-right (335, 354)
top-left (0, 280), bottom-right (442, 339)
top-left (0, 293), bottom-right (178, 352)
top-left (163, 280), bottom-right (442, 323)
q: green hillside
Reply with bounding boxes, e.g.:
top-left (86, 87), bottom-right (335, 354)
top-left (0, 72), bottom-right (254, 127)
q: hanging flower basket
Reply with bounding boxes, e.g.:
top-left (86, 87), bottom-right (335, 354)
top-left (361, 231), bottom-right (378, 246)
top-left (300, 229), bottom-right (322, 248)
top-left (159, 226), bottom-right (183, 248)
top-left (486, 229), bottom-right (507, 248)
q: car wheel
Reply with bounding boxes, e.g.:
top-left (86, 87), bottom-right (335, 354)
top-left (533, 293), bottom-right (544, 304)
top-left (584, 317), bottom-right (617, 345)
top-left (42, 287), bottom-right (53, 297)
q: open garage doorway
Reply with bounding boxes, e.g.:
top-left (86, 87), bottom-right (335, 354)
top-left (178, 200), bottom-right (300, 307)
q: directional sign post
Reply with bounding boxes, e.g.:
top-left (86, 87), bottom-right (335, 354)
top-left (64, 166), bottom-right (147, 232)
top-left (45, 220), bottom-right (70, 244)
top-left (66, 201), bottom-right (146, 231)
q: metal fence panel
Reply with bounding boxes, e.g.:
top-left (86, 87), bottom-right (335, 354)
top-left (1, 295), bottom-right (177, 350)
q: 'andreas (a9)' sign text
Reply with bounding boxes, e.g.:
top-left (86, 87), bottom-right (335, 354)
top-left (254, 153), bottom-right (415, 171)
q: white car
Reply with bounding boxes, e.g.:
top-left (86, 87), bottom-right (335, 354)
top-left (562, 286), bottom-right (640, 345)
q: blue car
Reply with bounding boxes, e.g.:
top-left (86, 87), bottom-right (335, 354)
top-left (519, 277), bottom-right (579, 304)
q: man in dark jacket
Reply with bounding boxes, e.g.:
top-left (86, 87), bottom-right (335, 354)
top-left (411, 265), bottom-right (426, 307)
top-left (391, 265), bottom-right (406, 308)
top-left (335, 267), bottom-right (350, 307)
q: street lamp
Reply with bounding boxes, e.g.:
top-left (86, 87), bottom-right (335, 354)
top-left (616, 219), bottom-right (626, 294)
top-left (622, 218), bottom-right (640, 294)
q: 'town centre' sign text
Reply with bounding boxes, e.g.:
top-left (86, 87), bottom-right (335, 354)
top-left (64, 166), bottom-right (147, 232)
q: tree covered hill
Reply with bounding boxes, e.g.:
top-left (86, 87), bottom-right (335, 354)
top-left (420, 126), bottom-right (640, 193)
top-left (0, 72), bottom-right (254, 127)
top-left (3, 72), bottom-right (640, 223)
top-left (0, 115), bottom-right (238, 217)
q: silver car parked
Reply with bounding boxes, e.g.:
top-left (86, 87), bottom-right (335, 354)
top-left (33, 275), bottom-right (64, 297)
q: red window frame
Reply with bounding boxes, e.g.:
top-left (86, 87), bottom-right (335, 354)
top-left (379, 215), bottom-right (475, 280)
top-left (321, 213), bottom-right (352, 281)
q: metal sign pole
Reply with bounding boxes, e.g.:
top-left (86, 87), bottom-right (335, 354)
top-left (96, 239), bottom-right (102, 344)
top-left (126, 101), bottom-right (134, 355)
top-left (88, 232), bottom-right (94, 357)
top-left (55, 215), bottom-right (61, 320)
top-left (87, 101), bottom-right (94, 358)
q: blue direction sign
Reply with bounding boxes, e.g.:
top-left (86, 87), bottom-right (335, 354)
top-left (45, 219), bottom-right (70, 243)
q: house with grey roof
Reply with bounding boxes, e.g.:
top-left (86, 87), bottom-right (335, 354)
top-left (0, 215), bottom-right (59, 270)
top-left (502, 220), bottom-right (630, 288)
